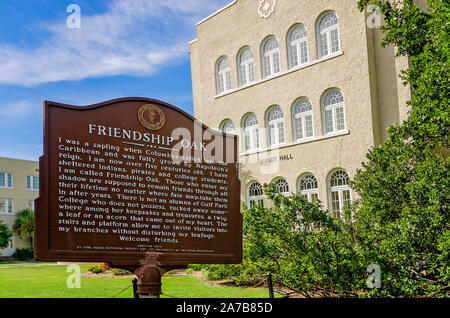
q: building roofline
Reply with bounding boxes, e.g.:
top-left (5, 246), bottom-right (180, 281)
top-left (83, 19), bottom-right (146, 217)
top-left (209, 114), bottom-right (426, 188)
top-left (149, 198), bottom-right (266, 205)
top-left (195, 0), bottom-right (237, 26)
top-left (0, 156), bottom-right (39, 163)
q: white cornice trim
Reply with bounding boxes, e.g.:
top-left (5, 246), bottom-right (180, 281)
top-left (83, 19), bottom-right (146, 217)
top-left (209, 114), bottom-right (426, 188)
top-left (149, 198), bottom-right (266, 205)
top-left (195, 1), bottom-right (238, 26)
top-left (239, 130), bottom-right (350, 158)
top-left (214, 51), bottom-right (344, 99)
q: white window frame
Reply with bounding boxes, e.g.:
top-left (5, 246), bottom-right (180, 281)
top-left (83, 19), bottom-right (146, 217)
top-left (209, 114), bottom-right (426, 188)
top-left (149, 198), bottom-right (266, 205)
top-left (328, 170), bottom-right (352, 219)
top-left (262, 37), bottom-right (281, 78)
top-left (298, 174), bottom-right (319, 203)
top-left (216, 57), bottom-right (232, 95)
top-left (273, 178), bottom-right (290, 196)
top-left (247, 182), bottom-right (264, 208)
top-left (26, 175), bottom-right (39, 191)
top-left (220, 119), bottom-right (235, 135)
top-left (293, 98), bottom-right (314, 141)
top-left (238, 47), bottom-right (255, 87)
top-left (322, 89), bottom-right (347, 135)
top-left (318, 11), bottom-right (341, 59)
top-left (243, 114), bottom-right (260, 152)
top-left (267, 106), bottom-right (286, 148)
top-left (0, 198), bottom-right (14, 215)
top-left (288, 24), bottom-right (309, 68)
top-left (0, 172), bottom-right (13, 189)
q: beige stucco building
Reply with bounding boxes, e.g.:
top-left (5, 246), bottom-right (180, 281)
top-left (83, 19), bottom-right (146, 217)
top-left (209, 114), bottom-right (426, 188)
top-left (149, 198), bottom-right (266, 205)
top-left (189, 0), bottom-right (420, 215)
top-left (0, 157), bottom-right (39, 257)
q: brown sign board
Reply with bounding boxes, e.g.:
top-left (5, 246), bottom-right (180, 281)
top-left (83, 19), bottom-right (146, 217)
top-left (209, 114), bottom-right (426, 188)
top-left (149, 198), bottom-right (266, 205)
top-left (35, 97), bottom-right (242, 268)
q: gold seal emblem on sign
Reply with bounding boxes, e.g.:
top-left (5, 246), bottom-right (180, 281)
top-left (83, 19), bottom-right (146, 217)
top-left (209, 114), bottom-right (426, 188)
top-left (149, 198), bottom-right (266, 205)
top-left (138, 104), bottom-right (166, 131)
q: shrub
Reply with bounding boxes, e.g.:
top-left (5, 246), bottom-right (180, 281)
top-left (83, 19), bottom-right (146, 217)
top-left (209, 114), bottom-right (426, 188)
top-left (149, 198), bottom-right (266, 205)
top-left (13, 209), bottom-right (34, 247)
top-left (87, 264), bottom-right (110, 274)
top-left (12, 248), bottom-right (34, 261)
top-left (0, 220), bottom-right (12, 249)
top-left (110, 268), bottom-right (132, 276)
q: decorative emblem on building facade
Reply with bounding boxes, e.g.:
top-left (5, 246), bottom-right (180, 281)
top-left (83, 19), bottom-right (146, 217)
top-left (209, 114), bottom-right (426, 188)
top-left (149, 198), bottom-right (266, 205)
top-left (258, 0), bottom-right (276, 19)
top-left (138, 104), bottom-right (166, 131)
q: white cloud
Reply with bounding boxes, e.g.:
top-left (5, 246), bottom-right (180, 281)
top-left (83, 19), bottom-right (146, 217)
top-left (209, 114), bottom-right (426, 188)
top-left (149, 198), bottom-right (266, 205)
top-left (1, 100), bottom-right (36, 116)
top-left (0, 0), bottom-right (229, 86)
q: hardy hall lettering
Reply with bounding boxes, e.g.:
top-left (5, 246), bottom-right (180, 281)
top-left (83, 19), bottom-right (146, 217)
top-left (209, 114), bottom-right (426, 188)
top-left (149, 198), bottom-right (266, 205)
top-left (260, 154), bottom-right (294, 165)
top-left (35, 98), bottom-right (242, 267)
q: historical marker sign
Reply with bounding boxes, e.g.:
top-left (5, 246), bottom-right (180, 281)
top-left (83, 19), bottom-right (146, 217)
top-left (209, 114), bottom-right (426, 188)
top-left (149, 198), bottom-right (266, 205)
top-left (35, 98), bottom-right (242, 268)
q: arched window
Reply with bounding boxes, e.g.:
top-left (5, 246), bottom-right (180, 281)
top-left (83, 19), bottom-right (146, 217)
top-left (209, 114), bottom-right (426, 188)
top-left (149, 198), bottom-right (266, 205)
top-left (318, 11), bottom-right (340, 58)
top-left (243, 113), bottom-right (260, 152)
top-left (220, 119), bottom-right (235, 135)
top-left (247, 182), bottom-right (264, 208)
top-left (262, 37), bottom-right (281, 78)
top-left (322, 89), bottom-right (346, 134)
top-left (288, 24), bottom-right (308, 68)
top-left (238, 47), bottom-right (255, 86)
top-left (293, 98), bottom-right (314, 140)
top-left (329, 170), bottom-right (352, 218)
top-left (266, 106), bottom-right (285, 147)
top-left (298, 174), bottom-right (319, 202)
top-left (216, 57), bottom-right (232, 94)
top-left (273, 178), bottom-right (290, 196)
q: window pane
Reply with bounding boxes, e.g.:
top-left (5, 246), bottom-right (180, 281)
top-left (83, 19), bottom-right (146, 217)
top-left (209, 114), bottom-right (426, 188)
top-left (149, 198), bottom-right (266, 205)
top-left (222, 121), bottom-right (234, 134)
top-left (300, 175), bottom-right (318, 191)
top-left (336, 106), bottom-right (345, 131)
top-left (7, 200), bottom-right (13, 213)
top-left (320, 33), bottom-right (328, 57)
top-left (0, 174), bottom-right (4, 187)
top-left (7, 174), bottom-right (12, 188)
top-left (218, 75), bottom-right (224, 94)
top-left (300, 41), bottom-right (308, 64)
top-left (33, 176), bottom-right (39, 190)
top-left (320, 12), bottom-right (339, 31)
top-left (343, 190), bottom-right (351, 208)
top-left (248, 62), bottom-right (255, 82)
top-left (269, 124), bottom-right (276, 146)
top-left (325, 109), bottom-right (334, 133)
top-left (258, 199), bottom-right (264, 208)
top-left (245, 133), bottom-right (251, 151)
top-left (291, 44), bottom-right (299, 68)
top-left (273, 52), bottom-right (280, 73)
top-left (295, 117), bottom-right (304, 140)
top-left (331, 171), bottom-right (350, 187)
top-left (255, 128), bottom-right (260, 148)
top-left (331, 29), bottom-right (340, 53)
top-left (225, 71), bottom-right (232, 91)
top-left (0, 198), bottom-right (5, 213)
top-left (264, 56), bottom-right (271, 77)
top-left (331, 191), bottom-right (341, 218)
top-left (311, 193), bottom-right (319, 202)
top-left (239, 65), bottom-right (246, 86)
top-left (278, 122), bottom-right (285, 143)
top-left (305, 115), bottom-right (313, 137)
top-left (324, 90), bottom-right (344, 106)
top-left (274, 179), bottom-right (289, 194)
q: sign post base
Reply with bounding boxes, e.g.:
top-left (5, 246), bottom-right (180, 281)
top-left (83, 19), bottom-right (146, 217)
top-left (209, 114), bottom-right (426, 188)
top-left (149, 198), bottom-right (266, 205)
top-left (133, 252), bottom-right (186, 299)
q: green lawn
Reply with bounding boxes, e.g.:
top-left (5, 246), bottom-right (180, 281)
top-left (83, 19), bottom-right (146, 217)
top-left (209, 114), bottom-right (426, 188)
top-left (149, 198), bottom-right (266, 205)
top-left (0, 263), bottom-right (271, 298)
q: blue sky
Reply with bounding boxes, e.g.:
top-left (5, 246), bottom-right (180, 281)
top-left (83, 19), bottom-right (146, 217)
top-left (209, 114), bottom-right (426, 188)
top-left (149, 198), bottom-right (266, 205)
top-left (0, 0), bottom-right (230, 161)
